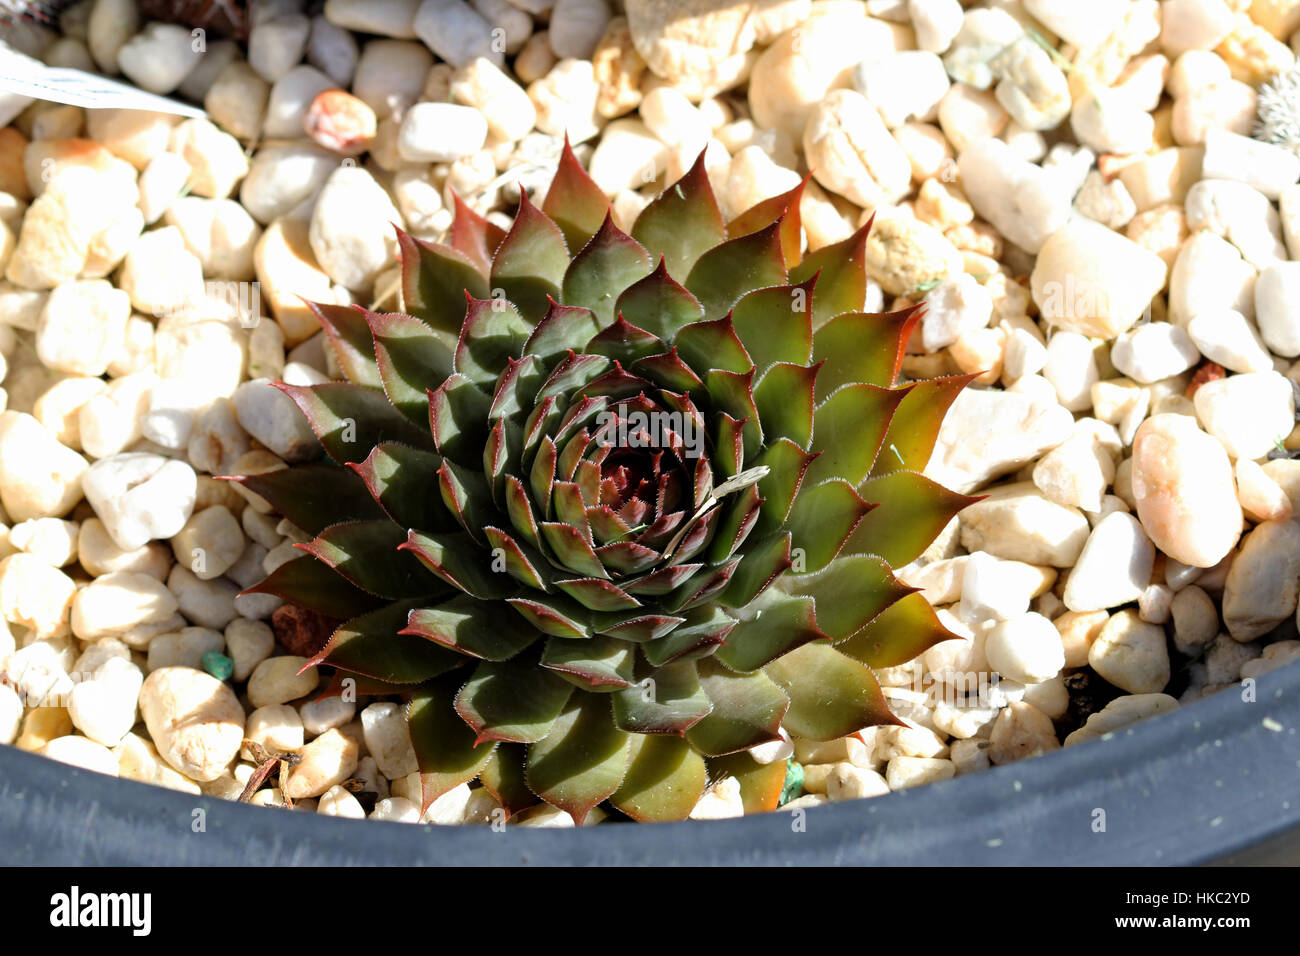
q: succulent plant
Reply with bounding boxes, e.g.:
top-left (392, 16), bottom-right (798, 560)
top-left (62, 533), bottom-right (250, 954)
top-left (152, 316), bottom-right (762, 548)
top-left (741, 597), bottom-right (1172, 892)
top-left (233, 144), bottom-right (976, 823)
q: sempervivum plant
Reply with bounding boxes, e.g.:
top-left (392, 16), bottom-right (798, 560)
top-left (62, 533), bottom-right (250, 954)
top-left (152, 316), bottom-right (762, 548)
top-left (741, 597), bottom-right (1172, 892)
top-left (235, 144), bottom-right (976, 824)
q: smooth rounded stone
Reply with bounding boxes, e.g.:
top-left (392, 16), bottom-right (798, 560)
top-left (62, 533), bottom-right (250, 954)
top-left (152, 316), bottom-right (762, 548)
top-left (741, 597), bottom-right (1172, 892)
top-left (116, 23), bottom-right (201, 95)
top-left (39, 736), bottom-right (119, 776)
top-left (1069, 89), bottom-right (1154, 156)
top-left (1254, 261), bottom-right (1300, 358)
top-left (325, 0), bottom-right (420, 37)
top-left (225, 618), bottom-right (275, 683)
top-left (1109, 322), bottom-right (1199, 386)
top-left (244, 66), bottom-right (326, 142)
top-left (1030, 217), bottom-right (1168, 340)
top-left (1241, 641), bottom-right (1300, 680)
top-left (74, 370), bottom-right (152, 459)
top-left (1088, 609), bottom-right (1171, 695)
top-left (239, 144), bottom-right (337, 227)
top-left (884, 755), bottom-right (955, 791)
top-left (0, 411), bottom-right (88, 521)
top-left (68, 657), bottom-right (143, 747)
top-left (414, 0), bottom-right (503, 69)
top-left (1130, 414), bottom-right (1243, 568)
top-left (162, 197), bottom-right (261, 282)
top-left (958, 483), bottom-right (1090, 567)
top-left (203, 61), bottom-right (270, 144)
top-left (317, 783), bottom-right (366, 818)
top-left (803, 89), bottom-right (910, 210)
top-left (140, 666), bottom-right (245, 782)
top-left (1237, 458), bottom-right (1293, 523)
top-left (83, 109), bottom-right (177, 171)
top-left (1194, 371), bottom-right (1295, 461)
top-left (308, 166), bottom-right (403, 292)
top-left (1064, 693), bottom-right (1178, 746)
top-left (1202, 128), bottom-right (1300, 201)
top-left (1032, 433), bottom-right (1115, 513)
top-left (623, 0), bottom-right (763, 96)
top-left (254, 217), bottom-right (334, 342)
top-left (247, 655), bottom-right (320, 709)
top-left (87, 0), bottom-right (139, 73)
top-left (78, 519), bottom-right (172, 580)
top-left (0, 553), bottom-right (75, 636)
top-left (175, 37), bottom-right (240, 103)
top-left (361, 701), bottom-right (420, 779)
top-left (115, 731), bottom-right (201, 793)
top-left (1041, 331), bottom-right (1100, 413)
top-left (285, 729), bottom-right (359, 800)
top-left (957, 137), bottom-right (1070, 255)
top-left (915, 274), bottom-right (990, 354)
top-left (70, 571), bottom-right (180, 645)
top-left (1161, 0), bottom-right (1235, 56)
top-left (924, 388), bottom-right (1074, 496)
top-left (397, 102), bottom-right (489, 164)
top-left (1186, 309), bottom-right (1272, 374)
top-left (118, 225), bottom-right (204, 316)
top-left (82, 453), bottom-right (197, 553)
top-left (984, 612), bottom-right (1065, 684)
top-left (1118, 148), bottom-right (1204, 216)
top-left (242, 703), bottom-right (304, 759)
top-left (1204, 632), bottom-right (1261, 684)
top-left (823, 763), bottom-right (889, 802)
top-left (580, 118), bottom-right (664, 196)
top-left (146, 626), bottom-right (224, 673)
top-left (166, 565), bottom-right (239, 630)
top-left (1222, 519), bottom-right (1300, 641)
top-left (1168, 231), bottom-right (1255, 328)
top-left (169, 506), bottom-right (245, 582)
top-left (1138, 582), bottom-right (1174, 625)
top-left (370, 795), bottom-right (422, 823)
top-left (231, 378), bottom-right (319, 463)
top-left (527, 58), bottom-right (603, 144)
top-left (937, 84), bottom-right (1008, 155)
top-left (853, 51), bottom-right (949, 129)
top-left (1171, 584), bottom-right (1218, 654)
top-left (451, 57), bottom-right (536, 142)
top-left (248, 12), bottom-right (311, 83)
top-left (299, 695), bottom-right (355, 737)
top-left (304, 90), bottom-right (378, 156)
top-left (1167, 50), bottom-right (1229, 100)
top-left (863, 211), bottom-right (962, 298)
top-left (1173, 79), bottom-right (1257, 147)
top-left (986, 700), bottom-right (1060, 766)
top-left (187, 399), bottom-right (251, 478)
top-left (990, 35), bottom-right (1070, 132)
top-left (1063, 512), bottom-right (1155, 613)
top-left (306, 14), bottom-right (360, 86)
top-left (168, 118), bottom-right (250, 201)
top-left (1023, 0), bottom-right (1127, 47)
top-left (135, 152), bottom-right (190, 226)
top-left (9, 518), bottom-right (79, 567)
top-left (941, 7), bottom-right (1022, 90)
top-left (32, 378), bottom-right (105, 451)
top-left (1184, 179), bottom-right (1287, 271)
top-left (906, 0), bottom-right (960, 53)
top-left (956, 551), bottom-right (1056, 628)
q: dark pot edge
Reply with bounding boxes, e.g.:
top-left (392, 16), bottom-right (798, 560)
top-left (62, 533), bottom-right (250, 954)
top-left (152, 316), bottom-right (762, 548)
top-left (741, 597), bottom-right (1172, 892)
top-left (1, 660), bottom-right (1297, 866)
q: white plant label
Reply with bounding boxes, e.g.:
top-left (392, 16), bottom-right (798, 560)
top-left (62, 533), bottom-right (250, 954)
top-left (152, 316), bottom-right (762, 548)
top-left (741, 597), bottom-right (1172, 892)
top-left (0, 55), bottom-right (204, 117)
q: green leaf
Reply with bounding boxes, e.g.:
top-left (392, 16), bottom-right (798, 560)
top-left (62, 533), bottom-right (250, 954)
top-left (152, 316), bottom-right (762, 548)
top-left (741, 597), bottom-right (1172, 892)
top-left (277, 381), bottom-right (435, 462)
top-left (233, 463), bottom-right (384, 536)
top-left (836, 591), bottom-right (959, 669)
top-left (714, 590), bottom-right (825, 672)
top-left (706, 368), bottom-right (761, 461)
top-left (522, 300), bottom-right (602, 367)
top-left (526, 692), bottom-right (631, 824)
top-left (454, 296), bottom-right (533, 388)
top-left (631, 151), bottom-right (726, 279)
top-left (610, 734), bottom-right (708, 822)
top-left (585, 315), bottom-right (664, 366)
top-left (298, 519), bottom-right (439, 599)
top-left (614, 258), bottom-right (706, 341)
top-left (309, 599), bottom-right (465, 684)
top-left (754, 361), bottom-right (818, 449)
top-left (718, 531), bottom-right (792, 608)
top-left (447, 190), bottom-right (506, 277)
top-left (784, 554), bottom-right (913, 640)
top-left (366, 308), bottom-right (456, 424)
top-left (398, 232), bottom-right (487, 335)
top-left (310, 301), bottom-right (381, 387)
top-left (479, 742), bottom-right (536, 816)
top-left (507, 594), bottom-right (593, 640)
top-left (407, 676), bottom-right (497, 811)
top-left (562, 213), bottom-right (653, 328)
top-left (401, 594), bottom-right (541, 660)
top-left (490, 192), bottom-right (570, 321)
top-left (437, 458), bottom-right (496, 542)
top-left (686, 221), bottom-right (787, 322)
top-left (611, 661), bottom-right (712, 734)
top-left (349, 443), bottom-right (455, 533)
top-left (454, 656), bottom-right (575, 744)
top-left (729, 279), bottom-right (814, 373)
top-left (786, 479), bottom-right (871, 574)
top-left (813, 305), bottom-right (922, 395)
top-left (805, 383), bottom-right (910, 488)
top-left (845, 471), bottom-right (979, 567)
top-left (542, 137), bottom-right (610, 251)
top-left (541, 634), bottom-right (635, 690)
top-left (554, 577), bottom-right (642, 612)
top-left (641, 604), bottom-right (736, 667)
top-left (427, 372), bottom-right (492, 466)
top-left (489, 354), bottom-right (548, 423)
top-left (541, 522), bottom-right (608, 579)
top-left (687, 657), bottom-right (789, 756)
top-left (401, 530), bottom-right (508, 599)
top-left (673, 317), bottom-right (753, 377)
top-left (705, 751), bottom-right (787, 814)
top-left (789, 223), bottom-right (869, 330)
top-left (871, 374), bottom-right (974, 478)
top-left (763, 642), bottom-right (899, 740)
top-left (243, 554), bottom-right (382, 620)
top-left (727, 177), bottom-right (806, 269)
top-left (751, 438), bottom-right (816, 534)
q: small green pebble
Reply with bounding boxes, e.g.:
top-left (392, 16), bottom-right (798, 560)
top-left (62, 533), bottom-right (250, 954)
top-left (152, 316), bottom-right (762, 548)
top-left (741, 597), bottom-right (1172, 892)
top-left (202, 651), bottom-right (234, 681)
top-left (779, 759), bottom-right (804, 806)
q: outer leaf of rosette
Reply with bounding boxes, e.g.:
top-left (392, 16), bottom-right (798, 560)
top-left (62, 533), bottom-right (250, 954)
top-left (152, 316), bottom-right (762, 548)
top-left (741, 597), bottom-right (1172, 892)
top-left (812, 304), bottom-right (923, 396)
top-left (446, 190), bottom-right (506, 277)
top-left (844, 470), bottom-right (982, 569)
top-left (750, 438), bottom-right (817, 535)
top-left (526, 692), bottom-right (632, 825)
top-left (479, 743), bottom-right (536, 816)
top-left (726, 176), bottom-right (806, 269)
top-left (242, 554), bottom-right (382, 621)
top-left (400, 530), bottom-right (510, 600)
top-left (788, 221), bottom-right (870, 331)
top-left (364, 307), bottom-right (456, 425)
top-left (454, 650), bottom-right (575, 745)
top-left (613, 257), bottom-right (706, 342)
top-left (763, 641), bottom-right (904, 740)
top-left (309, 301), bottom-right (381, 387)
top-left (713, 588), bottom-right (825, 673)
top-left (276, 381), bottom-right (436, 462)
top-left (541, 136), bottom-right (610, 252)
top-left (870, 374), bottom-right (976, 478)
top-left (540, 634), bottom-right (635, 691)
top-left (348, 443), bottom-right (457, 533)
top-left (406, 674), bottom-right (498, 812)
top-left (398, 231), bottom-right (489, 336)
top-left (562, 213), bottom-right (654, 328)
top-left (686, 656), bottom-right (789, 756)
top-left (428, 373), bottom-right (491, 466)
top-left (706, 367), bottom-right (761, 462)
top-left (400, 593), bottom-right (541, 660)
top-left (611, 660), bottom-right (712, 735)
top-left (308, 599), bottom-right (466, 684)
top-left (836, 591), bottom-right (961, 669)
top-left (783, 553), bottom-right (916, 641)
top-left (609, 734), bottom-right (708, 822)
top-left (454, 294), bottom-right (533, 389)
top-left (753, 361), bottom-right (819, 449)
top-left (296, 519), bottom-right (441, 600)
top-left (685, 220), bottom-right (788, 322)
top-left (522, 299), bottom-right (603, 368)
top-left (233, 463), bottom-right (384, 536)
top-left (705, 751), bottom-right (788, 814)
top-left (728, 277), bottom-right (815, 375)
top-left (630, 150), bottom-right (727, 280)
top-left (489, 192), bottom-right (571, 321)
top-left (803, 382), bottom-right (912, 489)
top-left (784, 479), bottom-right (873, 574)
top-left (673, 315), bottom-right (753, 377)
top-left (437, 457), bottom-right (496, 541)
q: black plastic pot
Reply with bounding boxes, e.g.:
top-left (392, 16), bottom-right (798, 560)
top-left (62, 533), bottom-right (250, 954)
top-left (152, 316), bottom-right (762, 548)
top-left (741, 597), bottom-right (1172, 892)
top-left (2, 659), bottom-right (1298, 866)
